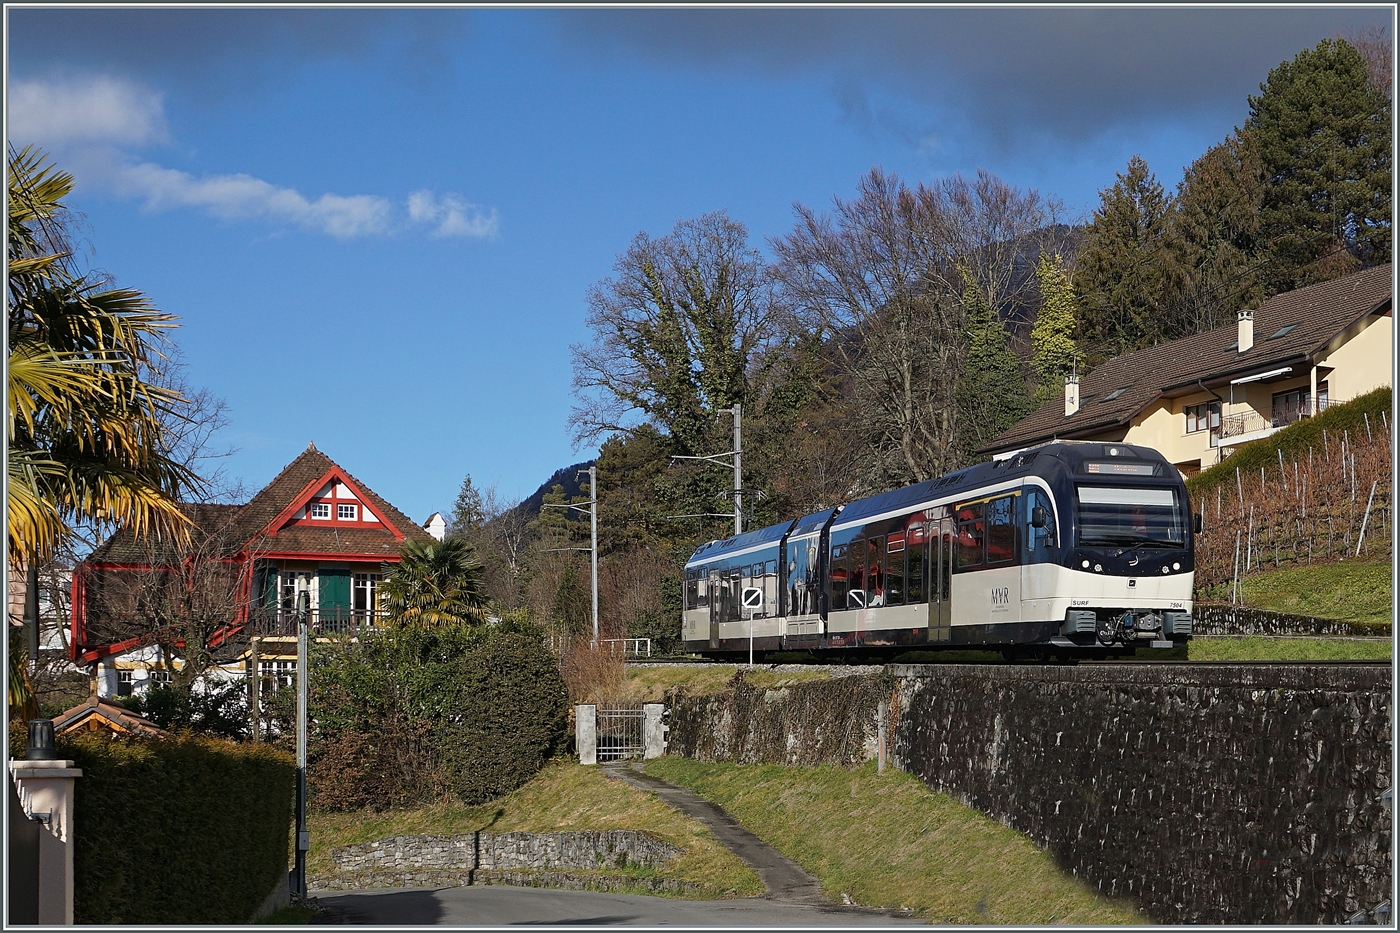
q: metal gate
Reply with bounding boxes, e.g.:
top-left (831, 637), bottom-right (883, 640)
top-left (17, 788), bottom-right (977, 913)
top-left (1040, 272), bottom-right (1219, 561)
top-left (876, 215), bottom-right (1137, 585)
top-left (596, 705), bottom-right (645, 762)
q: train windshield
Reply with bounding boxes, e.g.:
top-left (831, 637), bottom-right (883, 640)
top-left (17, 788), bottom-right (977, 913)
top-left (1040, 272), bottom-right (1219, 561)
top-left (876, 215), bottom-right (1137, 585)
top-left (1075, 486), bottom-right (1185, 548)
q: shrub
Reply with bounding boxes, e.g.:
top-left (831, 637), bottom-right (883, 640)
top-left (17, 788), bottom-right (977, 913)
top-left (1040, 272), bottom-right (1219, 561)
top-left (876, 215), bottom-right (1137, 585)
top-left (116, 679), bottom-right (250, 740)
top-left (57, 731), bottom-right (294, 924)
top-left (308, 624), bottom-right (569, 810)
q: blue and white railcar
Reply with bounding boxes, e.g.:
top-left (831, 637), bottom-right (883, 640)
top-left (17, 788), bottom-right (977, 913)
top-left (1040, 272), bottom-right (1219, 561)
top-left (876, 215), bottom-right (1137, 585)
top-left (682, 441), bottom-right (1197, 657)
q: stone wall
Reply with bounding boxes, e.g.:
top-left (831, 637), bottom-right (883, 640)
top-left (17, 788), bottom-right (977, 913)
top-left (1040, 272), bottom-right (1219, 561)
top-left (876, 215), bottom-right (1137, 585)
top-left (666, 669), bottom-right (891, 766)
top-left (666, 662), bottom-right (1391, 925)
top-left (890, 663), bottom-right (1390, 925)
top-left (1193, 604), bottom-right (1389, 637)
top-left (315, 830), bottom-right (685, 894)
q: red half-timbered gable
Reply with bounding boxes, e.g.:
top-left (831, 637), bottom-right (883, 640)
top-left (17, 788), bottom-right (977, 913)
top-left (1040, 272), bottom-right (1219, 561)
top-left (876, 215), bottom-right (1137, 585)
top-left (71, 444), bottom-right (434, 666)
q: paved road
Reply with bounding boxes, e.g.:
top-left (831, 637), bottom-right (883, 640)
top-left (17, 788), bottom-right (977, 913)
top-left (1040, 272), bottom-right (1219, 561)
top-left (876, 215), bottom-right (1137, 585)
top-left (313, 885), bottom-right (924, 926)
top-left (313, 762), bottom-right (924, 926)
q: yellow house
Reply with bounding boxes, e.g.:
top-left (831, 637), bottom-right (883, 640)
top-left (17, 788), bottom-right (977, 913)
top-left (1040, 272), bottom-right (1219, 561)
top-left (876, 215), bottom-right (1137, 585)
top-left (983, 264), bottom-right (1392, 475)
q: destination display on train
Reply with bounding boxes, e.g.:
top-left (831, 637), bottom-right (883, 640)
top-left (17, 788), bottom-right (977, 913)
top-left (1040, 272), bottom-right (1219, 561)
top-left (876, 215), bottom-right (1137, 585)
top-left (1084, 461), bottom-right (1156, 475)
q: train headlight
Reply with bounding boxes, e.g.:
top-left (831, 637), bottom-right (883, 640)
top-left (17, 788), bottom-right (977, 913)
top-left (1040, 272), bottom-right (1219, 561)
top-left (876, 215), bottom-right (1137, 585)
top-left (1082, 560), bottom-right (1091, 569)
top-left (1172, 562), bottom-right (1181, 571)
top-left (1162, 566), bottom-right (1170, 574)
top-left (1094, 563), bottom-right (1103, 572)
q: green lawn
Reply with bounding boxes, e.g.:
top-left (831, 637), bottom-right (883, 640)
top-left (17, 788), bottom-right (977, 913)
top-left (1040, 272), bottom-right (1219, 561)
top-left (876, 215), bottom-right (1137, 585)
top-left (644, 757), bottom-right (1145, 925)
top-left (1180, 635), bottom-right (1390, 661)
top-left (1233, 560), bottom-right (1393, 628)
top-left (307, 760), bottom-right (761, 898)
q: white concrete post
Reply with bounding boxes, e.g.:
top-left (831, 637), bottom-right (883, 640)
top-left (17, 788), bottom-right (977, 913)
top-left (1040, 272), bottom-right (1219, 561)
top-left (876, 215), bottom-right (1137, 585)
top-left (576, 704), bottom-right (597, 766)
top-left (642, 703), bottom-right (667, 759)
top-left (10, 759), bottom-right (83, 924)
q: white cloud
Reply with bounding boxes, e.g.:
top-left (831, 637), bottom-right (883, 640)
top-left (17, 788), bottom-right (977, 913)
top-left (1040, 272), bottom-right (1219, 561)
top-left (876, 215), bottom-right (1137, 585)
top-left (407, 190), bottom-right (499, 238)
top-left (116, 162), bottom-right (394, 238)
top-left (9, 75), bottom-right (168, 147)
top-left (8, 75), bottom-right (499, 241)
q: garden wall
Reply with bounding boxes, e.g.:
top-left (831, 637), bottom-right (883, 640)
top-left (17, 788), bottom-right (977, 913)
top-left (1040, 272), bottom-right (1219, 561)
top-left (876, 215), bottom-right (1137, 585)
top-left (1192, 604), bottom-right (1389, 636)
top-left (666, 663), bottom-right (1392, 925)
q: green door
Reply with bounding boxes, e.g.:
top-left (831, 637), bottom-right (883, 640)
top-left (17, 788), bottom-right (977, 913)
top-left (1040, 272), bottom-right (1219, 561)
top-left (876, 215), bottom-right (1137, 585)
top-left (318, 568), bottom-right (352, 629)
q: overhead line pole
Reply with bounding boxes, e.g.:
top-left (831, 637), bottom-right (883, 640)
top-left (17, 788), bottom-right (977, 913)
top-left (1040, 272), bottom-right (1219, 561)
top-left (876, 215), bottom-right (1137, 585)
top-left (669, 403), bottom-right (744, 537)
top-left (541, 465), bottom-right (599, 646)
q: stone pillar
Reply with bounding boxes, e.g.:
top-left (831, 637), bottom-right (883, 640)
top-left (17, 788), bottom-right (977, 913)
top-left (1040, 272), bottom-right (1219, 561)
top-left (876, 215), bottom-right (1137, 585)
top-left (642, 703), bottom-right (666, 759)
top-left (576, 704), bottom-right (597, 766)
top-left (10, 758), bottom-right (83, 924)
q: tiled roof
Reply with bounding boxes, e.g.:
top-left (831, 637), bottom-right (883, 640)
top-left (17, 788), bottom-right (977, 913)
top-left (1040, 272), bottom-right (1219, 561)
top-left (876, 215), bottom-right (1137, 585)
top-left (53, 696), bottom-right (168, 737)
top-left (984, 264), bottom-right (1392, 454)
top-left (86, 445), bottom-right (432, 564)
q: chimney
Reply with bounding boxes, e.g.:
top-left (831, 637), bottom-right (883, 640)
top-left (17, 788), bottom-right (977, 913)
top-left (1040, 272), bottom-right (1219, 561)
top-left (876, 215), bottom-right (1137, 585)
top-left (1237, 309), bottom-right (1254, 353)
top-left (1064, 374), bottom-right (1080, 417)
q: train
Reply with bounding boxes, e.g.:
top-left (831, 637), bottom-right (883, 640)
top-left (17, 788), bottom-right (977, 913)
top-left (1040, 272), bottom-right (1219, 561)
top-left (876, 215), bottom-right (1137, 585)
top-left (681, 440), bottom-right (1199, 660)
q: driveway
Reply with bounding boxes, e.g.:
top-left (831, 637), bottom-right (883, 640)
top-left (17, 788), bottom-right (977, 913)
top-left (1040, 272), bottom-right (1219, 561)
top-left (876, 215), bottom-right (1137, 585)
top-left (313, 884), bottom-right (924, 926)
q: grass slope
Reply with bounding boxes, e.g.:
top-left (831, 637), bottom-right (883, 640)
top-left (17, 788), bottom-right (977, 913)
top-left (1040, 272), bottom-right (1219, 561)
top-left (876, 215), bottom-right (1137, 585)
top-left (1236, 560), bottom-right (1392, 627)
top-left (308, 760), bottom-right (761, 897)
top-left (1180, 636), bottom-right (1390, 661)
top-left (645, 757), bottom-right (1144, 925)
top-left (621, 664), bottom-right (837, 702)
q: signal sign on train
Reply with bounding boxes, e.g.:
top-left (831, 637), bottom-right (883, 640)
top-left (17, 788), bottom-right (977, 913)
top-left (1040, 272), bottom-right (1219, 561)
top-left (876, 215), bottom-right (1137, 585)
top-left (741, 587), bottom-right (764, 609)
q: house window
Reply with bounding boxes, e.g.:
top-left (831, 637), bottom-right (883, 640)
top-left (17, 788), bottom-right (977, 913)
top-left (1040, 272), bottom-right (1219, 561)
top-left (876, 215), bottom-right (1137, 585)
top-left (353, 572), bottom-right (381, 616)
top-left (117, 669), bottom-right (134, 697)
top-left (1272, 382), bottom-right (1327, 426)
top-left (310, 502), bottom-right (331, 519)
top-left (1185, 401), bottom-right (1222, 447)
top-left (279, 571), bottom-right (313, 614)
top-left (338, 503), bottom-right (357, 521)
top-left (259, 659), bottom-right (296, 693)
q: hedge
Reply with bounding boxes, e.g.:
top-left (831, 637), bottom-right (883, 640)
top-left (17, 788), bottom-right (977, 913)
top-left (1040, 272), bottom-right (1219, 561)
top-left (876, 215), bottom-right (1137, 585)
top-left (57, 732), bottom-right (295, 925)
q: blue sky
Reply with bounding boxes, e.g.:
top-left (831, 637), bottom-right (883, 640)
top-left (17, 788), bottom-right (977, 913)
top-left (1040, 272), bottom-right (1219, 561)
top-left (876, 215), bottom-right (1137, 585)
top-left (6, 6), bottom-right (1390, 525)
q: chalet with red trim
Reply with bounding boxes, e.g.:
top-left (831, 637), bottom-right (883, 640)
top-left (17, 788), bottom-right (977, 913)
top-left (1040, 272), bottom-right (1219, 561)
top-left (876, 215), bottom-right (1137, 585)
top-left (71, 443), bottom-right (435, 673)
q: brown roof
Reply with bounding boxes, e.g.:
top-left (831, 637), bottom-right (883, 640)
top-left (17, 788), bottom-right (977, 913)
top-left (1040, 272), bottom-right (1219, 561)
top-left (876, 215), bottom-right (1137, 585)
top-left (984, 264), bottom-right (1393, 454)
top-left (87, 445), bottom-right (433, 564)
top-left (53, 696), bottom-right (168, 738)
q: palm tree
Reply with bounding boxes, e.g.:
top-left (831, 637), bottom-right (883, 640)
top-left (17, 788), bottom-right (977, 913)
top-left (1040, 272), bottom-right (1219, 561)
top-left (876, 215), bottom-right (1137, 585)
top-left (380, 538), bottom-right (489, 628)
top-left (7, 146), bottom-right (196, 563)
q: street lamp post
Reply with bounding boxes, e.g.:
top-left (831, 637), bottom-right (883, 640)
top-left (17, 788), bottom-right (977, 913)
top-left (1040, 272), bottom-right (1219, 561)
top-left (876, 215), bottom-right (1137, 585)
top-left (292, 589), bottom-right (310, 897)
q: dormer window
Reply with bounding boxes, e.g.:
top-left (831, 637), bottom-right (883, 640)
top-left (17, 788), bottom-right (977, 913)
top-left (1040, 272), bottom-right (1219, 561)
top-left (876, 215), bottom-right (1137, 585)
top-left (310, 503), bottom-right (331, 519)
top-left (1101, 387), bottom-right (1129, 403)
top-left (1267, 323), bottom-right (1299, 340)
top-left (338, 504), bottom-right (358, 521)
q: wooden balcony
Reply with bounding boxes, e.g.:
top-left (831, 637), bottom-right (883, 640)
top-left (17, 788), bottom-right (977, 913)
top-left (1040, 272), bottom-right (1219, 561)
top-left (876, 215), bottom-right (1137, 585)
top-left (245, 607), bottom-right (389, 637)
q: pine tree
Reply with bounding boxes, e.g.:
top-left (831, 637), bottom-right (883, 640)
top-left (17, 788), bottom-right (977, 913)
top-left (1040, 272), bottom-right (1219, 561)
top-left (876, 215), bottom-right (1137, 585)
top-left (450, 474), bottom-right (486, 537)
top-left (1167, 131), bottom-right (1267, 335)
top-left (957, 280), bottom-right (1032, 458)
top-left (1076, 156), bottom-right (1177, 357)
top-left (1031, 255), bottom-right (1079, 405)
top-left (1248, 38), bottom-right (1391, 288)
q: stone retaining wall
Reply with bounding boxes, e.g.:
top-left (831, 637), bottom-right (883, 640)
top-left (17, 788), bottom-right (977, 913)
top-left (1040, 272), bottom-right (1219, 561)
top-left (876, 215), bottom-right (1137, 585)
top-left (310, 868), bottom-right (704, 896)
top-left (325, 829), bottom-right (680, 878)
top-left (666, 662), bottom-right (1391, 925)
top-left (1192, 604), bottom-right (1389, 637)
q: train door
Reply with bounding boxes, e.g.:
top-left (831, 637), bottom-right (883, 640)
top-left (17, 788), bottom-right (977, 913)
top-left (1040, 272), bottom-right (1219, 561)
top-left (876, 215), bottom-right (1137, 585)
top-left (925, 516), bottom-right (953, 642)
top-left (707, 570), bottom-right (722, 649)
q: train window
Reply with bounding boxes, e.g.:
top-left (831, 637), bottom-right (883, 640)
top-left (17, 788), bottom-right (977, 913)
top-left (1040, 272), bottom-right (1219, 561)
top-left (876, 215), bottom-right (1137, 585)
top-left (907, 536), bottom-right (925, 603)
top-left (886, 533), bottom-right (905, 605)
top-left (955, 504), bottom-right (984, 569)
top-left (849, 541), bottom-right (867, 605)
top-left (1026, 489), bottom-right (1057, 559)
top-left (765, 560), bottom-right (777, 577)
top-left (686, 575), bottom-right (698, 610)
top-left (830, 544), bottom-right (849, 609)
top-left (864, 537), bottom-right (886, 606)
top-left (987, 496), bottom-right (1016, 565)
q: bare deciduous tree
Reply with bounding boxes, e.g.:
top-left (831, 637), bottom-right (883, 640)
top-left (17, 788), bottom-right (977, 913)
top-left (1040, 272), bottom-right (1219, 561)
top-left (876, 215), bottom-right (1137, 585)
top-left (772, 167), bottom-right (1057, 487)
top-left (1346, 25), bottom-right (1393, 101)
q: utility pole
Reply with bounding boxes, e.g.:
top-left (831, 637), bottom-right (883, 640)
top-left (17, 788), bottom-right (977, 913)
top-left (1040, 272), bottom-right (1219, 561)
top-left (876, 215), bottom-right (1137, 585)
top-left (542, 466), bottom-right (599, 646)
top-left (669, 403), bottom-right (746, 536)
top-left (731, 404), bottom-right (742, 536)
top-left (587, 465), bottom-right (599, 647)
top-left (292, 590), bottom-right (310, 897)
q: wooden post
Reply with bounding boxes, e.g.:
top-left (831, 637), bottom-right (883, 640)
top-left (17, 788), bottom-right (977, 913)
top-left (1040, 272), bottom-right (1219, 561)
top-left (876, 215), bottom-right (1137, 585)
top-left (1357, 481), bottom-right (1379, 557)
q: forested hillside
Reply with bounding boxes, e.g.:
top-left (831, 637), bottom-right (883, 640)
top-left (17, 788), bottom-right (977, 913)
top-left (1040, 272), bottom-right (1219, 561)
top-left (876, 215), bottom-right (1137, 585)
top-left (450, 36), bottom-right (1390, 652)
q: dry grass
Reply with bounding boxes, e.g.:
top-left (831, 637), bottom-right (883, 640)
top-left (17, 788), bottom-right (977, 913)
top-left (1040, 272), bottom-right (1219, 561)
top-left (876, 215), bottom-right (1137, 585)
top-left (645, 757), bottom-right (1146, 925)
top-left (620, 663), bottom-right (840, 702)
top-left (308, 759), bottom-right (761, 898)
top-left (559, 642), bottom-right (627, 703)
